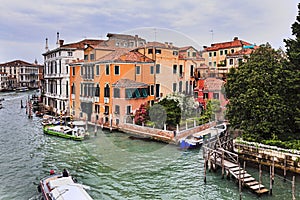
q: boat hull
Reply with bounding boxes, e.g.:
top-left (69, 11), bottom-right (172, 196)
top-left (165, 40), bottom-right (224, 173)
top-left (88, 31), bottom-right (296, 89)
top-left (43, 126), bottom-right (84, 141)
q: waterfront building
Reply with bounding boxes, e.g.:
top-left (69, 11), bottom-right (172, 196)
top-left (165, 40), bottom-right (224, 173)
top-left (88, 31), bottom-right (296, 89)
top-left (70, 48), bottom-right (154, 126)
top-left (202, 37), bottom-right (256, 78)
top-left (0, 72), bottom-right (8, 91)
top-left (135, 42), bottom-right (204, 99)
top-left (194, 77), bottom-right (227, 120)
top-left (0, 59), bottom-right (42, 90)
top-left (42, 33), bottom-right (103, 114)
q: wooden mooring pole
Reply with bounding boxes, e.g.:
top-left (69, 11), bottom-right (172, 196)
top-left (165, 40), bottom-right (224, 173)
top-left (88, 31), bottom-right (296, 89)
top-left (259, 163), bottom-right (262, 195)
top-left (269, 165), bottom-right (273, 195)
top-left (204, 157), bottom-right (207, 184)
top-left (272, 156), bottom-right (275, 184)
top-left (284, 155), bottom-right (287, 181)
top-left (239, 162), bottom-right (242, 200)
top-left (292, 176), bottom-right (295, 200)
top-left (221, 151), bottom-right (224, 179)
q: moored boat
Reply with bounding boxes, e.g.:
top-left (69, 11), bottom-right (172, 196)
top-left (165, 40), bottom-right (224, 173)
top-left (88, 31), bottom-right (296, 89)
top-left (43, 125), bottom-right (87, 141)
top-left (38, 170), bottom-right (93, 200)
top-left (179, 135), bottom-right (203, 149)
top-left (15, 86), bottom-right (29, 92)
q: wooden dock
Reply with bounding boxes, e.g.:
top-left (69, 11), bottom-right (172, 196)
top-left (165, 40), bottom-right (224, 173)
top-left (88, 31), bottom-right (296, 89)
top-left (203, 133), bottom-right (269, 196)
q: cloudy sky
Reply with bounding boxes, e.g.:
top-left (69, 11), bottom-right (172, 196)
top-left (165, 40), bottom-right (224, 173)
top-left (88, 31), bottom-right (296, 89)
top-left (0, 0), bottom-right (298, 64)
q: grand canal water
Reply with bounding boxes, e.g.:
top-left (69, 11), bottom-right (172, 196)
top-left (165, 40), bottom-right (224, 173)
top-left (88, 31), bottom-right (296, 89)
top-left (0, 91), bottom-right (299, 200)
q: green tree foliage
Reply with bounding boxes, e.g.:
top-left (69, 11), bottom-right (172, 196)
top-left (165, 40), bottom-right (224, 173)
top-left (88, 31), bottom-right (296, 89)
top-left (199, 99), bottom-right (221, 124)
top-left (157, 98), bottom-right (181, 129)
top-left (284, 3), bottom-right (300, 130)
top-left (225, 44), bottom-right (298, 141)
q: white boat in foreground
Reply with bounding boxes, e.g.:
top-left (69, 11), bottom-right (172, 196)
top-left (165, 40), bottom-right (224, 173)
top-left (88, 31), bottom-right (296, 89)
top-left (38, 172), bottom-right (93, 200)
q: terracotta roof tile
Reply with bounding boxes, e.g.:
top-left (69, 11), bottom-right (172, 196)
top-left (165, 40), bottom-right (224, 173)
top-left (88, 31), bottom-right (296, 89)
top-left (97, 49), bottom-right (154, 63)
top-left (204, 38), bottom-right (253, 51)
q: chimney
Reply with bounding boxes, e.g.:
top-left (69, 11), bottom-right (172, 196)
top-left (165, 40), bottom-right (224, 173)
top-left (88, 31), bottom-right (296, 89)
top-left (56, 32), bottom-right (60, 47)
top-left (233, 36), bottom-right (238, 41)
top-left (169, 42), bottom-right (173, 48)
top-left (165, 42), bottom-right (168, 47)
top-left (135, 35), bottom-right (138, 47)
top-left (59, 39), bottom-right (64, 46)
top-left (45, 38), bottom-right (49, 51)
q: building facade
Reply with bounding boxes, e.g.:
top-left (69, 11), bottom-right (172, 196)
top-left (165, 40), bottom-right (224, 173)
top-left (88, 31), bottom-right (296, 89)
top-left (0, 60), bottom-right (42, 90)
top-left (202, 37), bottom-right (256, 78)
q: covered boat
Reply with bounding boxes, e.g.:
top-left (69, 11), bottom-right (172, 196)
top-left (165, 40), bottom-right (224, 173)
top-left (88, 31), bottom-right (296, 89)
top-left (38, 172), bottom-right (93, 200)
top-left (43, 125), bottom-right (87, 141)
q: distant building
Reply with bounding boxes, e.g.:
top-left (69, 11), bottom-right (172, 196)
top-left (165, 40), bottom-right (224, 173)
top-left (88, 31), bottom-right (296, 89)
top-left (202, 37), bottom-right (257, 78)
top-left (0, 72), bottom-right (8, 91)
top-left (0, 60), bottom-right (42, 90)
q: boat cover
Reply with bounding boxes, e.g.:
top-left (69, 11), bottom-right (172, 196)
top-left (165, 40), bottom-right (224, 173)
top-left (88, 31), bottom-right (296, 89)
top-left (50, 184), bottom-right (93, 200)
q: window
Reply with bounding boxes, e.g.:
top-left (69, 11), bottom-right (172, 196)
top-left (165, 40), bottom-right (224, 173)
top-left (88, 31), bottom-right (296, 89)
top-left (156, 64), bottom-right (160, 74)
top-left (209, 62), bottom-right (212, 67)
top-left (114, 88), bottom-right (120, 98)
top-left (126, 105), bottom-right (132, 115)
top-left (72, 67), bottom-right (75, 76)
top-left (84, 55), bottom-right (88, 61)
top-left (220, 50), bottom-right (223, 56)
top-left (68, 51), bottom-right (73, 56)
top-left (229, 59), bottom-right (234, 65)
top-left (190, 65), bottom-right (194, 77)
top-left (231, 49), bottom-right (234, 53)
top-left (213, 62), bottom-right (216, 67)
top-left (173, 64), bottom-right (177, 74)
top-left (90, 54), bottom-right (95, 60)
top-left (173, 83), bottom-right (177, 92)
top-left (155, 49), bottom-right (161, 54)
top-left (71, 83), bottom-right (75, 94)
top-left (192, 52), bottom-right (196, 57)
top-left (179, 65), bottom-right (183, 77)
top-left (135, 66), bottom-right (140, 75)
top-left (224, 50), bottom-right (228, 54)
top-left (209, 52), bottom-right (212, 57)
top-left (203, 93), bottom-right (208, 99)
top-left (105, 64), bottom-right (110, 75)
top-left (213, 93), bottom-right (219, 99)
top-left (150, 85), bottom-right (154, 96)
top-left (104, 106), bottom-right (109, 115)
top-left (213, 52), bottom-right (217, 56)
top-left (188, 52), bottom-right (190, 57)
top-left (179, 81), bottom-right (182, 92)
top-left (150, 66), bottom-right (154, 74)
top-left (95, 84), bottom-right (100, 97)
top-left (96, 65), bottom-right (100, 75)
top-left (148, 49), bottom-right (153, 54)
top-left (173, 51), bottom-right (178, 56)
top-left (115, 105), bottom-right (120, 114)
top-left (114, 65), bottom-right (120, 75)
top-left (104, 84), bottom-right (110, 97)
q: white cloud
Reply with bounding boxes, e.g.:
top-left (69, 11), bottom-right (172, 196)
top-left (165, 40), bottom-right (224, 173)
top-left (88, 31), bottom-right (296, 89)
top-left (0, 0), bottom-right (298, 62)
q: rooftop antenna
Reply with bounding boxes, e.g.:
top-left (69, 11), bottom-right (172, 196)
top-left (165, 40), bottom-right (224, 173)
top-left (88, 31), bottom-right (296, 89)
top-left (210, 29), bottom-right (214, 43)
top-left (154, 28), bottom-right (157, 41)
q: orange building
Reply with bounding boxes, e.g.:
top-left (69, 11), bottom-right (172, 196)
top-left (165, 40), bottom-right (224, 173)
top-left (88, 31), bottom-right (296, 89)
top-left (70, 48), bottom-right (154, 127)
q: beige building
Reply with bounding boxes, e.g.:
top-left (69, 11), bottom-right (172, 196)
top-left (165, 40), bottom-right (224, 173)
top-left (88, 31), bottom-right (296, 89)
top-left (202, 37), bottom-right (256, 78)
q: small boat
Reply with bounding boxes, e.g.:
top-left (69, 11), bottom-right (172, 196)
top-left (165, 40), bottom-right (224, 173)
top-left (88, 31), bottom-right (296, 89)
top-left (15, 86), bottom-right (29, 92)
top-left (38, 170), bottom-right (93, 200)
top-left (179, 135), bottom-right (203, 149)
top-left (43, 125), bottom-right (87, 141)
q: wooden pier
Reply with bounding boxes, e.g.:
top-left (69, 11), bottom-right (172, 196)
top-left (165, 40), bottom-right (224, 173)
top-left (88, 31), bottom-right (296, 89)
top-left (203, 133), bottom-right (269, 196)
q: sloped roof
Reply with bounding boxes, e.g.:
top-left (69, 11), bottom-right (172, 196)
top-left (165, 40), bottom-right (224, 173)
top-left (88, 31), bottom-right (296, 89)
top-left (97, 49), bottom-right (154, 63)
top-left (204, 77), bottom-right (224, 91)
top-left (61, 39), bottom-right (103, 49)
top-left (204, 38), bottom-right (253, 51)
top-left (113, 79), bottom-right (148, 88)
top-left (0, 60), bottom-right (32, 67)
top-left (226, 46), bottom-right (259, 57)
top-left (140, 41), bottom-right (179, 49)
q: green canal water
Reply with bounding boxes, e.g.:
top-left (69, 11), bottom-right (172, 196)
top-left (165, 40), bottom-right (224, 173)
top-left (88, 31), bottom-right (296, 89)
top-left (0, 91), bottom-right (299, 200)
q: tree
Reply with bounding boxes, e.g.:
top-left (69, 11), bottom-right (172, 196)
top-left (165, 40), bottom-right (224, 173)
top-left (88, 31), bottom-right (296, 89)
top-left (284, 3), bottom-right (300, 131)
top-left (134, 102), bottom-right (149, 125)
top-left (225, 43), bottom-right (297, 141)
top-left (156, 98), bottom-right (181, 129)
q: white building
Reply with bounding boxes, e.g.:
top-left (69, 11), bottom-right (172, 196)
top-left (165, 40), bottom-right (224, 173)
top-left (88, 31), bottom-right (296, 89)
top-left (0, 72), bottom-right (8, 91)
top-left (42, 33), bottom-right (102, 114)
